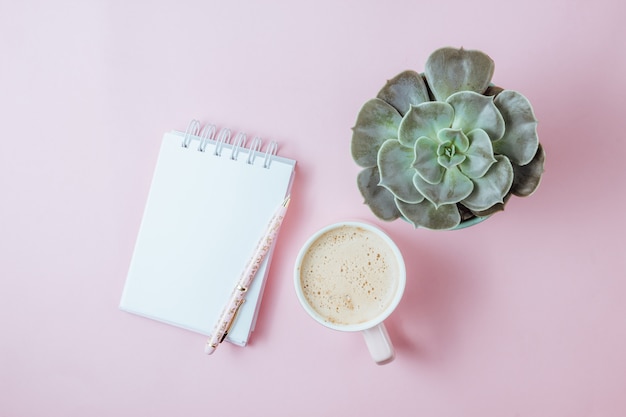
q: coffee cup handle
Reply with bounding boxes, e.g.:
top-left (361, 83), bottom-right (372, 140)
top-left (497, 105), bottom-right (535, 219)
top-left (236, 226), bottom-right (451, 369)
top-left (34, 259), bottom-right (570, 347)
top-left (361, 323), bottom-right (395, 365)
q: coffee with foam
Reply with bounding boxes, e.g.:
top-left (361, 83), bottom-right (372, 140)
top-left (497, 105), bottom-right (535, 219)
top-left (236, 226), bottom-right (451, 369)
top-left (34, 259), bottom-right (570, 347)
top-left (299, 225), bottom-right (400, 326)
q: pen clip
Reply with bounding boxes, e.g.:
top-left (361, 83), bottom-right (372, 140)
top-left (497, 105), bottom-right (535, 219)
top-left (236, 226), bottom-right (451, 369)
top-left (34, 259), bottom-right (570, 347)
top-left (219, 297), bottom-right (246, 344)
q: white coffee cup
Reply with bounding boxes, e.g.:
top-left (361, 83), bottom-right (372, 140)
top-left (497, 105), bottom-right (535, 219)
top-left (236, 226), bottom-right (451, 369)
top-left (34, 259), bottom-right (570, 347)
top-left (294, 221), bottom-right (406, 364)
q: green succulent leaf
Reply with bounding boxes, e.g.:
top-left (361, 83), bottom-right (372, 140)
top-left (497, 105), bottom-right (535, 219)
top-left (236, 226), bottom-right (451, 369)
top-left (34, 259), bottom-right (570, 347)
top-left (378, 139), bottom-right (425, 203)
top-left (414, 136), bottom-right (444, 184)
top-left (398, 102), bottom-right (454, 147)
top-left (357, 167), bottom-right (402, 221)
top-left (460, 129), bottom-right (497, 178)
top-left (472, 203), bottom-right (504, 217)
top-left (414, 166), bottom-right (474, 208)
top-left (437, 145), bottom-right (466, 169)
top-left (437, 128), bottom-right (469, 152)
top-left (510, 143), bottom-right (545, 196)
top-left (424, 47), bottom-right (495, 102)
top-left (471, 193), bottom-right (511, 217)
top-left (462, 155), bottom-right (514, 211)
top-left (448, 91), bottom-right (505, 141)
top-left (377, 71), bottom-right (430, 116)
top-left (436, 129), bottom-right (468, 169)
top-left (396, 199), bottom-right (461, 230)
top-left (493, 90), bottom-right (539, 165)
top-left (351, 98), bottom-right (402, 168)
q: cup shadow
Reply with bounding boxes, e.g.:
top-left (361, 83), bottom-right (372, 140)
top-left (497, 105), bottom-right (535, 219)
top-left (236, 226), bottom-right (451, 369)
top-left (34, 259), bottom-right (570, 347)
top-left (383, 229), bottom-right (488, 365)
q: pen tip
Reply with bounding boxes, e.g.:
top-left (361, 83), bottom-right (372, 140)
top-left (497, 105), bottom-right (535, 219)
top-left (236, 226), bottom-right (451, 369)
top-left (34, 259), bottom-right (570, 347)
top-left (283, 195), bottom-right (291, 208)
top-left (205, 343), bottom-right (217, 355)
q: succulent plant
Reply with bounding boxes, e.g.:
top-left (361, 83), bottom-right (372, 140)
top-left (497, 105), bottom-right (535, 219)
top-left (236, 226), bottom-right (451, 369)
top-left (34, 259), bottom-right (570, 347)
top-left (351, 47), bottom-right (545, 230)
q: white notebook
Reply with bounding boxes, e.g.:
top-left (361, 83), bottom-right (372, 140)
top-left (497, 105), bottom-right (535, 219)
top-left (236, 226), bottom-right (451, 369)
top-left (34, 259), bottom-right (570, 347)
top-left (120, 120), bottom-right (296, 346)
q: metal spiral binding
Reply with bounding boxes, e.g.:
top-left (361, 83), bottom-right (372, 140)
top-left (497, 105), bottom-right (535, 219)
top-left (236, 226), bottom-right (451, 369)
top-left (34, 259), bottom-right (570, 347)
top-left (247, 136), bottom-right (263, 165)
top-left (230, 132), bottom-right (247, 160)
top-left (180, 120), bottom-right (278, 169)
top-left (263, 141), bottom-right (278, 169)
top-left (214, 128), bottom-right (232, 156)
top-left (198, 124), bottom-right (216, 152)
top-left (181, 119), bottom-right (201, 148)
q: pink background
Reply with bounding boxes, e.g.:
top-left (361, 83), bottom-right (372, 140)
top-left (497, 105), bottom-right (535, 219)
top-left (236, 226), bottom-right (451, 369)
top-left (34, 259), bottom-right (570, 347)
top-left (2, 0), bottom-right (625, 415)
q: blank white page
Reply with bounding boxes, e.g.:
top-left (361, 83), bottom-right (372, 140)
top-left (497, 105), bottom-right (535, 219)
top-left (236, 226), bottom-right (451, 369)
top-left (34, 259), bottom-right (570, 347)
top-left (120, 130), bottom-right (295, 346)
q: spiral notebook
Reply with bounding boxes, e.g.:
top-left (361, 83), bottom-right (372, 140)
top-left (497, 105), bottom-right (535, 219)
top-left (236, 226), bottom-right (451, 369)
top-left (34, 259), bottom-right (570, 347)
top-left (120, 120), bottom-right (296, 346)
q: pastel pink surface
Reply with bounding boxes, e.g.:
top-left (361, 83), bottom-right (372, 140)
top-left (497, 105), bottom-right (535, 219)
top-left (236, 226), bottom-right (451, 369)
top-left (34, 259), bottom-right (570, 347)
top-left (1, 1), bottom-right (625, 416)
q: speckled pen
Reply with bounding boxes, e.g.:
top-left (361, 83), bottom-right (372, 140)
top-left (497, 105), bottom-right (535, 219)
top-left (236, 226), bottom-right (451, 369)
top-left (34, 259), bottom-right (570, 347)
top-left (205, 196), bottom-right (291, 354)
